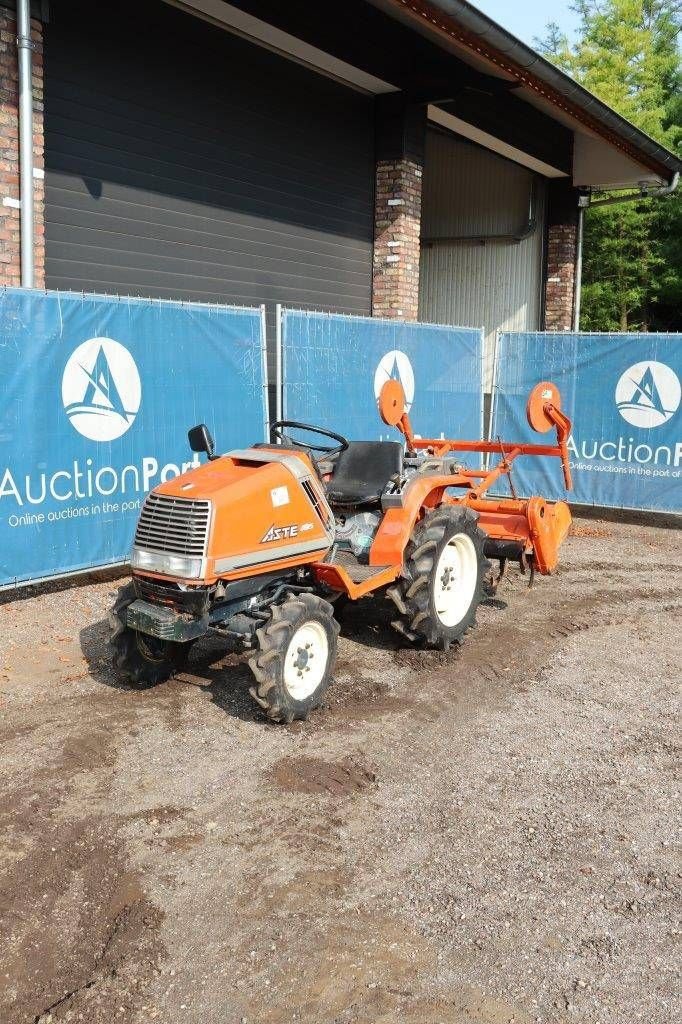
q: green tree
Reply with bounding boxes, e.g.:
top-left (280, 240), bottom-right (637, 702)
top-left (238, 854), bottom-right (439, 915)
top-left (536, 1), bottom-right (682, 331)
top-left (581, 200), bottom-right (661, 331)
top-left (650, 78), bottom-right (682, 328)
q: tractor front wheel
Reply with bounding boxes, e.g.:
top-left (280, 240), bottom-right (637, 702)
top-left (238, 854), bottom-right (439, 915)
top-left (388, 507), bottom-right (489, 650)
top-left (248, 593), bottom-right (339, 723)
top-left (109, 582), bottom-right (191, 686)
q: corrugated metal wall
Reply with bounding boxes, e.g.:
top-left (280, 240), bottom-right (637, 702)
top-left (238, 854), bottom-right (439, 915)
top-left (43, 0), bottom-right (374, 315)
top-left (419, 129), bottom-right (546, 388)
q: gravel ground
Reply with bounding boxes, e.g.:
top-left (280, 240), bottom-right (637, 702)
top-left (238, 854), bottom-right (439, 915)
top-left (0, 513), bottom-right (680, 1024)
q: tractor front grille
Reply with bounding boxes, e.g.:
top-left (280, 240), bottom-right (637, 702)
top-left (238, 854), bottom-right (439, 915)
top-left (134, 576), bottom-right (210, 615)
top-left (134, 493), bottom-right (211, 557)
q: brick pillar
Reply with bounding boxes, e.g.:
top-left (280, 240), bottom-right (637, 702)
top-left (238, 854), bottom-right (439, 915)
top-left (0, 9), bottom-right (45, 288)
top-left (372, 159), bottom-right (422, 319)
top-left (543, 180), bottom-right (579, 331)
top-left (372, 97), bottom-right (426, 321)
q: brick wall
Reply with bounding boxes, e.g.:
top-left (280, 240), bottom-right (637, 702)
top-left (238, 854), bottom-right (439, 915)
top-left (544, 223), bottom-right (577, 330)
top-left (372, 158), bottom-right (422, 320)
top-left (544, 181), bottom-right (579, 331)
top-left (0, 8), bottom-right (44, 287)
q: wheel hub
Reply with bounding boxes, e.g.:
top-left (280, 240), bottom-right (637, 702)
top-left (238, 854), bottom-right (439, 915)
top-left (293, 643), bottom-right (314, 674)
top-left (284, 621), bottom-right (328, 699)
top-left (433, 532), bottom-right (478, 628)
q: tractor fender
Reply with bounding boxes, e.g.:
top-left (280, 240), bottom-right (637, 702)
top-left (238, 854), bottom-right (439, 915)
top-left (368, 473), bottom-right (465, 568)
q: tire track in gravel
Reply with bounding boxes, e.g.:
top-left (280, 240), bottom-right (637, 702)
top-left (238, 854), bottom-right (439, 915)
top-left (0, 692), bottom-right (168, 1024)
top-left (2, 524), bottom-right (679, 1024)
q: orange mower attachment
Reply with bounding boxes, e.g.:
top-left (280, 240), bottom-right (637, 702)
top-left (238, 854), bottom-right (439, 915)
top-left (109, 379), bottom-right (573, 723)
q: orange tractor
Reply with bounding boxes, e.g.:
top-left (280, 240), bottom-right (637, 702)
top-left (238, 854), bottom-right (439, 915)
top-left (110, 379), bottom-right (573, 722)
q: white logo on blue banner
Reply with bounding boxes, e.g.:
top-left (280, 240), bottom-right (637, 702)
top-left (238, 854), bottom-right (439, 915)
top-left (0, 290), bottom-right (267, 586)
top-left (62, 338), bottom-right (141, 442)
top-left (491, 331), bottom-right (682, 514)
top-left (615, 360), bottom-right (680, 428)
top-left (374, 350), bottom-right (415, 412)
top-left (281, 310), bottom-right (483, 447)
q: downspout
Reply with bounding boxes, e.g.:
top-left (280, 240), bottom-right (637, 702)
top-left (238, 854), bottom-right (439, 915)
top-left (17, 0), bottom-right (34, 288)
top-left (651, 170), bottom-right (679, 198)
top-left (572, 194), bottom-right (589, 331)
top-left (571, 172), bottom-right (679, 331)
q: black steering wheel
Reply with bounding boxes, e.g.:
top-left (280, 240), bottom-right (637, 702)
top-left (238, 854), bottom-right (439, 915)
top-left (269, 420), bottom-right (349, 458)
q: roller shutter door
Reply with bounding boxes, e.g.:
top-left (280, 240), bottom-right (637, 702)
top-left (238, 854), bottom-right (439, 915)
top-left (419, 129), bottom-right (546, 389)
top-left (43, 0), bottom-right (374, 315)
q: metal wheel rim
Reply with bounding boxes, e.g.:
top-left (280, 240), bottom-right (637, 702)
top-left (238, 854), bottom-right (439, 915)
top-left (283, 620), bottom-right (328, 700)
top-left (433, 533), bottom-right (478, 628)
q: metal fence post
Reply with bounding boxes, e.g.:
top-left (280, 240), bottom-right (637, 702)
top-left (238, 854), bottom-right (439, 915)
top-left (487, 328), bottom-right (501, 453)
top-left (275, 303), bottom-right (283, 425)
top-left (260, 303), bottom-right (269, 440)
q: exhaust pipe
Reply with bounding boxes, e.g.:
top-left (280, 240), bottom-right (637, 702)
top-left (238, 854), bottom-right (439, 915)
top-left (17, 0), bottom-right (34, 288)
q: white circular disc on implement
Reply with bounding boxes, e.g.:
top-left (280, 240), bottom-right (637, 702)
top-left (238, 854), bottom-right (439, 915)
top-left (283, 621), bottom-right (329, 700)
top-left (433, 533), bottom-right (479, 628)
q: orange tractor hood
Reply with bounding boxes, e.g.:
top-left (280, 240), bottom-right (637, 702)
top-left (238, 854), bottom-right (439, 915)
top-left (154, 451), bottom-right (286, 502)
top-left (144, 448), bottom-right (333, 583)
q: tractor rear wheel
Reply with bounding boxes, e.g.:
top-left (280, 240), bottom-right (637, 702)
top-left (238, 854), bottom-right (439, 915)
top-left (387, 507), bottom-right (489, 650)
top-left (248, 592), bottom-right (339, 723)
top-left (108, 582), bottom-right (191, 686)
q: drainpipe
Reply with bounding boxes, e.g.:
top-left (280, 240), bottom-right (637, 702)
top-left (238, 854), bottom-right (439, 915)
top-left (572, 194), bottom-right (589, 331)
top-left (571, 173), bottom-right (679, 331)
top-left (17, 0), bottom-right (34, 288)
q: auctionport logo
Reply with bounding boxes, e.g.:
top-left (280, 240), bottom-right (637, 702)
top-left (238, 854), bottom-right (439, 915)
top-left (374, 350), bottom-right (415, 412)
top-left (61, 338), bottom-right (141, 442)
top-left (615, 361), bottom-right (680, 429)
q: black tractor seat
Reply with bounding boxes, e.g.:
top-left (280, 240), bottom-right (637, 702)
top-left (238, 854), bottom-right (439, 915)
top-left (325, 441), bottom-right (403, 508)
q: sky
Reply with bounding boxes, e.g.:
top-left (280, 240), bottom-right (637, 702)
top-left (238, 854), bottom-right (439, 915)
top-left (473, 0), bottom-right (580, 48)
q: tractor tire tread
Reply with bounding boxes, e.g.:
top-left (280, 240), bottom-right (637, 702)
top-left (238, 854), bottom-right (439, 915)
top-left (247, 593), bottom-right (338, 723)
top-left (392, 507), bottom-right (490, 649)
top-left (386, 586), bottom-right (408, 615)
top-left (108, 581), bottom-right (192, 687)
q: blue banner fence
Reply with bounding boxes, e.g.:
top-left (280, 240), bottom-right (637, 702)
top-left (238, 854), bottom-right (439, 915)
top-left (490, 331), bottom-right (682, 513)
top-left (0, 289), bottom-right (267, 587)
top-left (280, 309), bottom-right (485, 445)
top-left (3, 297), bottom-right (679, 588)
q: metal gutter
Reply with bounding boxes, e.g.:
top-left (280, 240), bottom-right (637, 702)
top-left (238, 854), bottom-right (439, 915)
top-left (380, 0), bottom-right (682, 184)
top-left (588, 171), bottom-right (680, 208)
top-left (17, 0), bottom-right (34, 288)
top-left (572, 173), bottom-right (679, 329)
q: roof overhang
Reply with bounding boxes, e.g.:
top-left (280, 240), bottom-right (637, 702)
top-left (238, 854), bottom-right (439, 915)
top-left (369, 0), bottom-right (682, 188)
top-left (427, 106), bottom-right (566, 178)
top-left (167, 0), bottom-right (397, 93)
top-left (168, 0), bottom-right (681, 190)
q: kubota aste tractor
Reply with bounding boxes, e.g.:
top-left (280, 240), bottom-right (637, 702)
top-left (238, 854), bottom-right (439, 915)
top-left (110, 379), bottom-right (573, 722)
